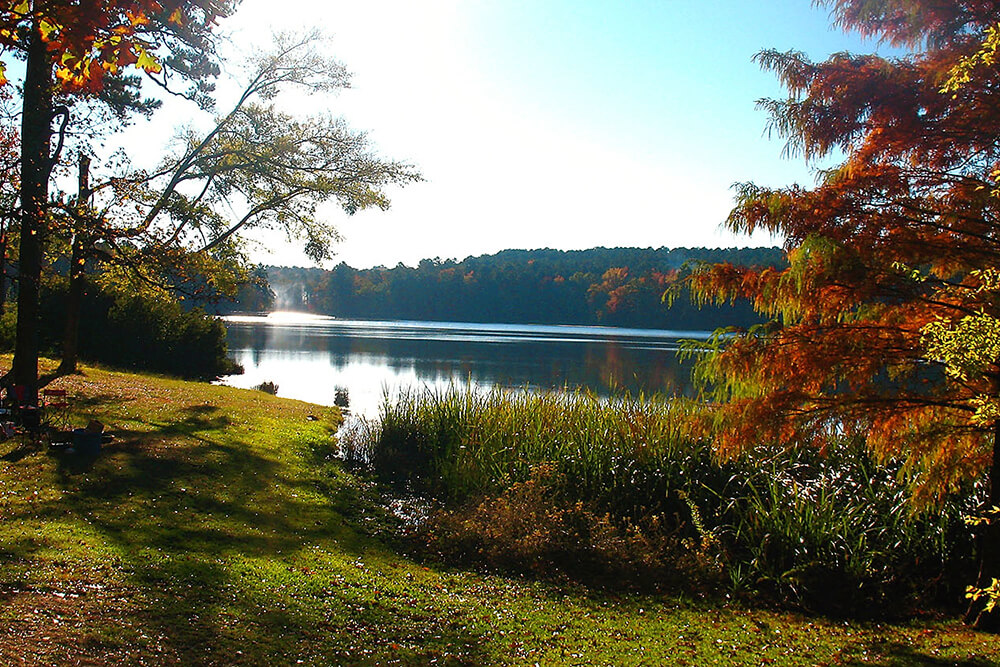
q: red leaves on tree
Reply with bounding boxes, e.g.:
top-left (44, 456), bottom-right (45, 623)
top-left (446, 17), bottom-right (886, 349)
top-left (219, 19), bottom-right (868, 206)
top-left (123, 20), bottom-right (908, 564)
top-left (0, 1), bottom-right (228, 93)
top-left (687, 0), bottom-right (1000, 502)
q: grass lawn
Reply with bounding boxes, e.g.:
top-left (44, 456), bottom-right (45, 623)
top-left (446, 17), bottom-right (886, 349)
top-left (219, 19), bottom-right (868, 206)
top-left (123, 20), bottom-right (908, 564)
top-left (1, 362), bottom-right (998, 665)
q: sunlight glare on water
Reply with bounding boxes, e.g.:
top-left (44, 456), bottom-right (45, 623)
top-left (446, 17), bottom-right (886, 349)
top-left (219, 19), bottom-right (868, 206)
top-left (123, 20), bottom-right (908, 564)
top-left (224, 311), bottom-right (336, 325)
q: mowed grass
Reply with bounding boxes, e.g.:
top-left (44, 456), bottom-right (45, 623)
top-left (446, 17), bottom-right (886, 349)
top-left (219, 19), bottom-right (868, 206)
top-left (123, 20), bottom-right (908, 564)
top-left (0, 362), bottom-right (998, 665)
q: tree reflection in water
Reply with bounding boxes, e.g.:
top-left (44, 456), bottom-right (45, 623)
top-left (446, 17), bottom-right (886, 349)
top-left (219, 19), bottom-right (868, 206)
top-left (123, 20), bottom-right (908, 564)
top-left (217, 315), bottom-right (710, 418)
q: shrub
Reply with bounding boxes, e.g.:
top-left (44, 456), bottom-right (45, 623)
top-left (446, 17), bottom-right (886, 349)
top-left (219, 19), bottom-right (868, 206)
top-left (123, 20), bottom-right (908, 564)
top-left (414, 463), bottom-right (723, 590)
top-left (0, 307), bottom-right (15, 351)
top-left (40, 284), bottom-right (240, 379)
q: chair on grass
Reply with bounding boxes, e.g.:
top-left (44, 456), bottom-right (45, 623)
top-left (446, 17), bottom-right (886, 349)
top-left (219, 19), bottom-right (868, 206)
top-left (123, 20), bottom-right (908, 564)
top-left (3, 385), bottom-right (44, 445)
top-left (41, 388), bottom-right (72, 431)
top-left (0, 385), bottom-right (70, 446)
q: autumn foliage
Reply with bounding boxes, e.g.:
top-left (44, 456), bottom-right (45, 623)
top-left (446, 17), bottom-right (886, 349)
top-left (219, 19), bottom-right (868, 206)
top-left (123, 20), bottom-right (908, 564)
top-left (689, 0), bottom-right (1000, 499)
top-left (0, 1), bottom-right (228, 90)
top-left (684, 0), bottom-right (1000, 627)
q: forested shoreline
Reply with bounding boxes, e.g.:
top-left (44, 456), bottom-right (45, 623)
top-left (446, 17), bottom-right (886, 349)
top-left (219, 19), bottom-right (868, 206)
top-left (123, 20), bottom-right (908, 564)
top-left (230, 246), bottom-right (785, 330)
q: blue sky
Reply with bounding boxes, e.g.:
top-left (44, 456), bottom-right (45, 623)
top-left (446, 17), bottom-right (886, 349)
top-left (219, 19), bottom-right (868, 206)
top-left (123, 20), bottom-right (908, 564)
top-left (122, 0), bottom-right (892, 268)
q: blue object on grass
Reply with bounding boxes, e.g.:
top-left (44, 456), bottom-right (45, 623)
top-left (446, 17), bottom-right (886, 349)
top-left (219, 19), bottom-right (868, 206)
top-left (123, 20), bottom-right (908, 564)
top-left (73, 428), bottom-right (102, 455)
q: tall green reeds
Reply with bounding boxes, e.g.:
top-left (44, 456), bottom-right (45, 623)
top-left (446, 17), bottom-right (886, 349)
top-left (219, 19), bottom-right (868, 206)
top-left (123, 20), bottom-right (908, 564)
top-left (346, 386), bottom-right (977, 613)
top-left (346, 386), bottom-right (718, 512)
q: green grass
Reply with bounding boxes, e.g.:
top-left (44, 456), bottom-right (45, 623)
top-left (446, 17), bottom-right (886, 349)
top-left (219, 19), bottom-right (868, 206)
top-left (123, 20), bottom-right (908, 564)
top-left (0, 362), bottom-right (998, 665)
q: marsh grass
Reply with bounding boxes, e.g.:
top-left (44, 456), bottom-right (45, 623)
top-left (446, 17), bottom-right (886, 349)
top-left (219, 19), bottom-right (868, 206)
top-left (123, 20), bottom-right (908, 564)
top-left (353, 386), bottom-right (977, 614)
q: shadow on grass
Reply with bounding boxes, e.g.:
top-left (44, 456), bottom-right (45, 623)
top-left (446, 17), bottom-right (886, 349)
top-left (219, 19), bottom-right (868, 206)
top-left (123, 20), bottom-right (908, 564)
top-left (837, 640), bottom-right (996, 666)
top-left (5, 398), bottom-right (491, 664)
top-left (1, 439), bottom-right (42, 463)
top-left (69, 391), bottom-right (126, 410)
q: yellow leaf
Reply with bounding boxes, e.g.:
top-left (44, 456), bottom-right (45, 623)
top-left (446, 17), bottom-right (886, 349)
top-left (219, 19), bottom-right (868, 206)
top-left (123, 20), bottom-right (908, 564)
top-left (12, 1), bottom-right (29, 16)
top-left (169, 7), bottom-right (183, 25)
top-left (136, 49), bottom-right (161, 74)
top-left (38, 18), bottom-right (59, 40)
top-left (0, 62), bottom-right (8, 87)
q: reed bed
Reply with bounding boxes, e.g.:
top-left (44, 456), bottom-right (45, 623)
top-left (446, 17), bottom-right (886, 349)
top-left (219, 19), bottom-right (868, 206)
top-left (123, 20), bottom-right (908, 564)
top-left (345, 386), bottom-right (977, 614)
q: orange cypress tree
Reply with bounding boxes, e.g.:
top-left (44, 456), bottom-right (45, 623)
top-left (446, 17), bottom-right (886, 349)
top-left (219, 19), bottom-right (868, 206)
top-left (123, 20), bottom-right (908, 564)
top-left (686, 0), bottom-right (1000, 628)
top-left (0, 0), bottom-right (236, 400)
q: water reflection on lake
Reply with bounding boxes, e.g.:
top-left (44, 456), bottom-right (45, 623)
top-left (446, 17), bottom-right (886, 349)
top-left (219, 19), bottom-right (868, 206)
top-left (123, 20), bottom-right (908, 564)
top-left (217, 312), bottom-right (711, 418)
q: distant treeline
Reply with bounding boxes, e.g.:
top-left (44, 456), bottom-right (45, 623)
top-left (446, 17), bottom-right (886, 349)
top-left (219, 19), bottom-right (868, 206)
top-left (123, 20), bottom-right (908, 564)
top-left (228, 247), bottom-right (787, 330)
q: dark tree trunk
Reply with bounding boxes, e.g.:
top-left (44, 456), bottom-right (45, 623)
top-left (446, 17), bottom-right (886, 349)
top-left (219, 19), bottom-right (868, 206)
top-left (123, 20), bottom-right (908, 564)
top-left (966, 422), bottom-right (1000, 632)
top-left (13, 24), bottom-right (53, 404)
top-left (0, 218), bottom-right (9, 316)
top-left (58, 155), bottom-right (91, 376)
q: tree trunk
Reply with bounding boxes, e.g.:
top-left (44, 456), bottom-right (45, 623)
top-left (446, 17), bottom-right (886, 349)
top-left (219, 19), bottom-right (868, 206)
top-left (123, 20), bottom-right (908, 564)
top-left (966, 421), bottom-right (1000, 632)
top-left (57, 156), bottom-right (91, 376)
top-left (0, 218), bottom-right (9, 316)
top-left (13, 24), bottom-right (52, 404)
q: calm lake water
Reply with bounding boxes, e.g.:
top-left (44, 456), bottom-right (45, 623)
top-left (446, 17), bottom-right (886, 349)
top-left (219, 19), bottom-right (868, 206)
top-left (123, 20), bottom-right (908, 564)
top-left (217, 312), bottom-right (711, 418)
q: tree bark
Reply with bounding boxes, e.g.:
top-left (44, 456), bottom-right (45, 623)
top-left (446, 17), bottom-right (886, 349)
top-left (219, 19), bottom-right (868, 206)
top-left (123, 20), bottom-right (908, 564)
top-left (0, 216), bottom-right (9, 316)
top-left (13, 24), bottom-right (53, 404)
top-left (58, 155), bottom-right (90, 376)
top-left (966, 421), bottom-right (1000, 632)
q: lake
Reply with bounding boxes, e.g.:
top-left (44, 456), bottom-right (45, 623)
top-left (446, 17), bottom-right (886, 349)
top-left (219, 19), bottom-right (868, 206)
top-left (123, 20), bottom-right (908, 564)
top-left (217, 312), bottom-right (712, 418)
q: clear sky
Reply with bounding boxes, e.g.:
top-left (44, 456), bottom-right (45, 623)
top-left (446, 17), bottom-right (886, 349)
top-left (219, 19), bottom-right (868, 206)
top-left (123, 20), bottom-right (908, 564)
top-left (121, 0), bottom-right (892, 269)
